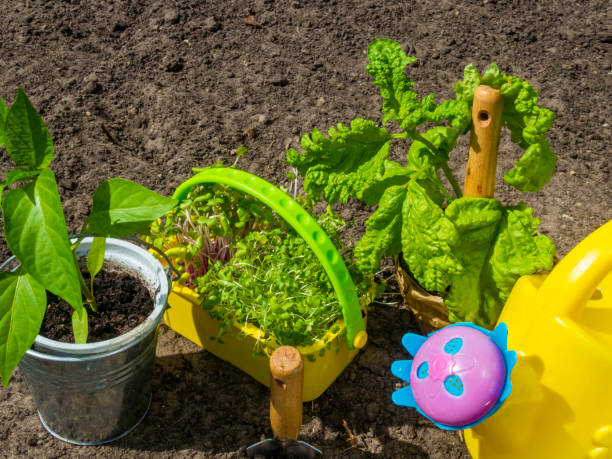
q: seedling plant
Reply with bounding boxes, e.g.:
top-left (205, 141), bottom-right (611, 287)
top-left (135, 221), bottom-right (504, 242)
top-left (0, 89), bottom-right (177, 385)
top-left (287, 38), bottom-right (557, 328)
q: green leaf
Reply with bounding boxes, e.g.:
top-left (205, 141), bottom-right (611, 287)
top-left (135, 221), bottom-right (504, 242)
top-left (406, 126), bottom-right (458, 205)
top-left (504, 139), bottom-right (557, 192)
top-left (443, 198), bottom-right (503, 326)
top-left (480, 63), bottom-right (508, 89)
top-left (0, 271), bottom-right (46, 386)
top-left (235, 146), bottom-right (248, 157)
top-left (408, 126), bottom-right (457, 170)
top-left (0, 96), bottom-right (7, 147)
top-left (85, 179), bottom-right (177, 237)
top-left (0, 168), bottom-right (42, 195)
top-left (366, 39), bottom-right (416, 118)
top-left (360, 159), bottom-right (413, 203)
top-left (366, 38), bottom-right (473, 136)
top-left (71, 308), bottom-right (88, 344)
top-left (432, 99), bottom-right (471, 132)
top-left (488, 203), bottom-right (555, 304)
top-left (401, 180), bottom-right (462, 293)
top-left (354, 185), bottom-right (407, 273)
top-left (366, 39), bottom-right (446, 132)
top-left (453, 64), bottom-right (481, 103)
top-left (4, 89), bottom-right (54, 169)
top-left (286, 119), bottom-right (401, 205)
top-left (441, 200), bottom-right (554, 328)
top-left (2, 169), bottom-right (83, 311)
top-left (479, 71), bottom-right (557, 192)
top-left (86, 237), bottom-right (106, 294)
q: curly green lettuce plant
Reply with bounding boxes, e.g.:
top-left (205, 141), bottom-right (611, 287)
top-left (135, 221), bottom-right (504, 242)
top-left (0, 89), bottom-right (177, 385)
top-left (286, 38), bottom-right (556, 328)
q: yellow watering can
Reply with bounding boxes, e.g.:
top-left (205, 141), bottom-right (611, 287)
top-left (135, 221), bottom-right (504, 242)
top-left (464, 220), bottom-right (612, 458)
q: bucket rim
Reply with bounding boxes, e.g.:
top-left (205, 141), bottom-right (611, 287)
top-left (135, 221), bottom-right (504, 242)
top-left (16, 237), bottom-right (169, 360)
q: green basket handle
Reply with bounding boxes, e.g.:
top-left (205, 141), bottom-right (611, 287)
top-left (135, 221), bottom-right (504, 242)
top-left (172, 167), bottom-right (368, 350)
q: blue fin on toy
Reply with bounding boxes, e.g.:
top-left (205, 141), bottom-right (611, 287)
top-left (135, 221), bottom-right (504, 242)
top-left (490, 322), bottom-right (516, 403)
top-left (401, 333), bottom-right (427, 357)
top-left (391, 385), bottom-right (417, 408)
top-left (390, 360), bottom-right (413, 382)
top-left (490, 322), bottom-right (509, 352)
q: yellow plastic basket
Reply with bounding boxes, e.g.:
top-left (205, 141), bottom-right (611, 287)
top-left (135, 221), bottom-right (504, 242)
top-left (163, 168), bottom-right (369, 401)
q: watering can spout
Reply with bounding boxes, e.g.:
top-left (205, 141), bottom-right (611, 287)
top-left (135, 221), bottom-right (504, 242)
top-left (464, 220), bottom-right (612, 458)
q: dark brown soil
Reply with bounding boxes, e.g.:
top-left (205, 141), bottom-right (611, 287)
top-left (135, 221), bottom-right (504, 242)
top-left (39, 267), bottom-right (153, 343)
top-left (0, 0), bottom-right (610, 458)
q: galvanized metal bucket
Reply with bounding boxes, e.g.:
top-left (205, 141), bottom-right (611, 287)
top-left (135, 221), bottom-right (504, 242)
top-left (17, 237), bottom-right (170, 445)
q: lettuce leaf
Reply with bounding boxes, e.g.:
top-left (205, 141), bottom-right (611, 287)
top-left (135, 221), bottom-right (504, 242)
top-left (407, 126), bottom-right (456, 171)
top-left (503, 139), bottom-right (557, 192)
top-left (0, 96), bottom-right (7, 148)
top-left (400, 180), bottom-right (463, 292)
top-left (366, 38), bottom-right (438, 131)
top-left (354, 185), bottom-right (406, 273)
top-left (488, 203), bottom-right (556, 303)
top-left (365, 38), bottom-right (422, 128)
top-left (366, 38), bottom-right (471, 134)
top-left (446, 200), bottom-right (554, 327)
top-left (444, 198), bottom-right (503, 326)
top-left (453, 64), bottom-right (482, 104)
top-left (286, 119), bottom-right (410, 206)
top-left (406, 126), bottom-right (457, 206)
top-left (433, 99), bottom-right (471, 132)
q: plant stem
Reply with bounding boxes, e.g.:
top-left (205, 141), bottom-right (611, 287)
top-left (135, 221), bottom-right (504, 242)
top-left (72, 246), bottom-right (99, 312)
top-left (409, 129), bottom-right (463, 199)
top-left (440, 163), bottom-right (463, 199)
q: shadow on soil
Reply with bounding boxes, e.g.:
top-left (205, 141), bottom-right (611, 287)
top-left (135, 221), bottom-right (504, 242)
top-left (111, 315), bottom-right (436, 456)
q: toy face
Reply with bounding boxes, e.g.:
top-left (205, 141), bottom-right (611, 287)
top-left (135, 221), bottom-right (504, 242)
top-left (410, 326), bottom-right (506, 427)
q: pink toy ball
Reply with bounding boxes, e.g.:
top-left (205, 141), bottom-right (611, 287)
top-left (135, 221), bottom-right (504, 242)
top-left (391, 322), bottom-right (516, 430)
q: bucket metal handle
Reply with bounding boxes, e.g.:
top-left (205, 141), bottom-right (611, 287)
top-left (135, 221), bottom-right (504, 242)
top-left (538, 220), bottom-right (612, 317)
top-left (172, 167), bottom-right (367, 350)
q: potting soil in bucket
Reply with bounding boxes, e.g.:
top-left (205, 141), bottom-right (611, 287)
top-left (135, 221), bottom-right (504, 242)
top-left (162, 167), bottom-right (369, 401)
top-left (17, 238), bottom-right (170, 445)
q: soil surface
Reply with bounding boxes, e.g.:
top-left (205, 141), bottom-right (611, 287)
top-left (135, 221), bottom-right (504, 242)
top-left (0, 0), bottom-right (610, 457)
top-left (40, 267), bottom-right (153, 343)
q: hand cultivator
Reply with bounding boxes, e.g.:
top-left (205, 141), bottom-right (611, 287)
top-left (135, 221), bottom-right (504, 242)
top-left (247, 346), bottom-right (321, 458)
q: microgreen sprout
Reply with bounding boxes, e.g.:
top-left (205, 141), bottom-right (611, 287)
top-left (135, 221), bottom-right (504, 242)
top-left (149, 183), bottom-right (279, 288)
top-left (150, 180), bottom-right (380, 357)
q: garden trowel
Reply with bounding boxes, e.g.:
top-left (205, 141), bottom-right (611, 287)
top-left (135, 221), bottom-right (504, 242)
top-left (246, 346), bottom-right (321, 459)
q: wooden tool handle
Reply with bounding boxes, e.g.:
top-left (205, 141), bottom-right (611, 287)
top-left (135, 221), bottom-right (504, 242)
top-left (269, 346), bottom-right (304, 440)
top-left (464, 85), bottom-right (504, 198)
